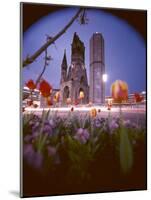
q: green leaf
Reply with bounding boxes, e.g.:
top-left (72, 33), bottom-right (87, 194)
top-left (120, 126), bottom-right (133, 173)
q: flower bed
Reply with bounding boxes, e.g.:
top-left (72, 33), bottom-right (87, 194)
top-left (22, 110), bottom-right (146, 197)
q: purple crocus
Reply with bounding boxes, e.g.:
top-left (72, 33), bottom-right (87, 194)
top-left (123, 119), bottom-right (131, 128)
top-left (108, 119), bottom-right (119, 133)
top-left (23, 144), bottom-right (43, 170)
top-left (74, 128), bottom-right (90, 144)
top-left (43, 123), bottom-right (53, 136)
top-left (94, 118), bottom-right (102, 128)
top-left (24, 134), bottom-right (33, 142)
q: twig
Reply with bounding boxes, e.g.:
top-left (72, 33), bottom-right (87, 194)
top-left (35, 49), bottom-right (48, 86)
top-left (23, 48), bottom-right (49, 101)
top-left (23, 8), bottom-right (83, 67)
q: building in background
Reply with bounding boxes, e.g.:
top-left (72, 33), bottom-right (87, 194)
top-left (60, 32), bottom-right (89, 105)
top-left (89, 33), bottom-right (105, 104)
top-left (40, 88), bottom-right (60, 108)
top-left (23, 87), bottom-right (40, 107)
top-left (105, 91), bottom-right (146, 105)
top-left (37, 32), bottom-right (107, 107)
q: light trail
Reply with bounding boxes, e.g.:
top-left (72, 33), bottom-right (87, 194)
top-left (24, 105), bottom-right (146, 113)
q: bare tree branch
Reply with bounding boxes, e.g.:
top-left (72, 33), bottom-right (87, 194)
top-left (23, 8), bottom-right (83, 67)
top-left (23, 48), bottom-right (51, 101)
top-left (35, 48), bottom-right (49, 86)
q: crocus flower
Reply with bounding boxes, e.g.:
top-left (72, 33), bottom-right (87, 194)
top-left (24, 134), bottom-right (33, 143)
top-left (123, 119), bottom-right (131, 128)
top-left (94, 118), bottom-right (102, 128)
top-left (39, 80), bottom-right (52, 98)
top-left (74, 128), bottom-right (90, 144)
top-left (23, 144), bottom-right (43, 169)
top-left (111, 80), bottom-right (128, 103)
top-left (108, 119), bottom-right (119, 133)
top-left (43, 122), bottom-right (53, 136)
top-left (26, 79), bottom-right (36, 90)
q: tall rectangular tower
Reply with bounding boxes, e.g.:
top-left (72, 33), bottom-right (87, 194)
top-left (90, 33), bottom-right (105, 104)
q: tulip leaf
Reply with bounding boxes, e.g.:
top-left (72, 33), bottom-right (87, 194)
top-left (120, 126), bottom-right (133, 173)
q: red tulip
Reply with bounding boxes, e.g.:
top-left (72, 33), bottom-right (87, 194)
top-left (39, 80), bottom-right (52, 98)
top-left (47, 97), bottom-right (53, 106)
top-left (26, 79), bottom-right (36, 90)
top-left (134, 93), bottom-right (144, 103)
top-left (111, 80), bottom-right (128, 103)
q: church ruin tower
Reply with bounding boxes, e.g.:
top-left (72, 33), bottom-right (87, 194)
top-left (89, 33), bottom-right (105, 104)
top-left (71, 32), bottom-right (85, 64)
top-left (60, 50), bottom-right (68, 83)
top-left (60, 32), bottom-right (89, 105)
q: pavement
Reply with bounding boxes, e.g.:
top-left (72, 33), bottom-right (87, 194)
top-left (24, 105), bottom-right (146, 125)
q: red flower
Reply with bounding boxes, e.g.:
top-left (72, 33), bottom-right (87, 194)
top-left (111, 80), bottom-right (128, 103)
top-left (47, 97), bottom-right (53, 106)
top-left (26, 79), bottom-right (36, 90)
top-left (134, 93), bottom-right (144, 103)
top-left (39, 80), bottom-right (52, 98)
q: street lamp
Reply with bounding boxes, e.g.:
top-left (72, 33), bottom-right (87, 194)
top-left (102, 74), bottom-right (108, 105)
top-left (102, 74), bottom-right (108, 82)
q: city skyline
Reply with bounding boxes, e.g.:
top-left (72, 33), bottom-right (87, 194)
top-left (23, 7), bottom-right (146, 95)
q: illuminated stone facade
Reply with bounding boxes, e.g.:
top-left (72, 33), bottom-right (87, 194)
top-left (60, 32), bottom-right (89, 105)
top-left (89, 33), bottom-right (105, 104)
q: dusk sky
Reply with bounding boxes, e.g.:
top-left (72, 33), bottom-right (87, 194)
top-left (23, 7), bottom-right (146, 95)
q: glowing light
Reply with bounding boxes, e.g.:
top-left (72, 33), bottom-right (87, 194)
top-left (141, 91), bottom-right (146, 94)
top-left (79, 91), bottom-right (84, 99)
top-left (24, 105), bottom-right (146, 113)
top-left (102, 74), bottom-right (108, 82)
